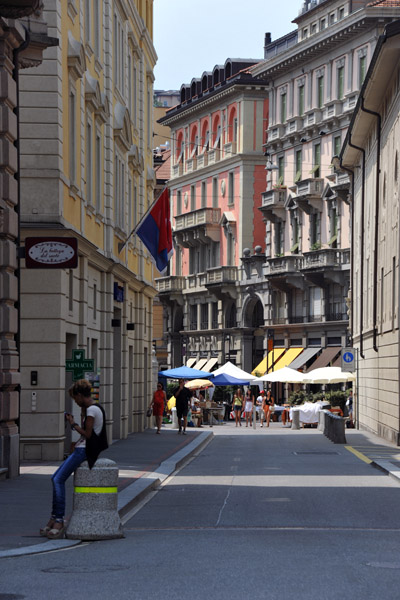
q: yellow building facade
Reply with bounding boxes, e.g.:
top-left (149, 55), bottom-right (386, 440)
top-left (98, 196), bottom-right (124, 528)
top-left (19, 0), bottom-right (157, 460)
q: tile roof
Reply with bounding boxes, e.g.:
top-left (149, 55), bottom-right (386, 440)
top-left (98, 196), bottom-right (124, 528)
top-left (154, 149), bottom-right (171, 181)
top-left (367, 0), bottom-right (400, 6)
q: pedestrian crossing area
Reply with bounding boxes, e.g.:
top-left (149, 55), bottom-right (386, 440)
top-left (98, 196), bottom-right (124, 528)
top-left (345, 444), bottom-right (400, 464)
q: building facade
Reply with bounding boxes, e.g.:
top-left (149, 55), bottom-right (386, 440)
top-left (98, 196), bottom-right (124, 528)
top-left (240, 0), bottom-right (400, 379)
top-left (341, 18), bottom-right (400, 443)
top-left (156, 59), bottom-right (269, 371)
top-left (18, 0), bottom-right (157, 462)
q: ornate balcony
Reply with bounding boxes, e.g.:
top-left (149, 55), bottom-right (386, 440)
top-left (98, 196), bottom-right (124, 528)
top-left (301, 248), bottom-right (350, 285)
top-left (207, 148), bottom-right (220, 164)
top-left (174, 207), bottom-right (221, 247)
top-left (327, 170), bottom-right (351, 204)
top-left (259, 189), bottom-right (287, 222)
top-left (223, 141), bottom-right (237, 157)
top-left (323, 101), bottom-right (342, 120)
top-left (343, 94), bottom-right (357, 113)
top-left (266, 255), bottom-right (303, 291)
top-left (205, 266), bottom-right (238, 300)
top-left (268, 125), bottom-right (285, 141)
top-left (304, 109), bottom-right (322, 127)
top-left (290, 178), bottom-right (324, 214)
top-left (172, 162), bottom-right (183, 178)
top-left (185, 157), bottom-right (197, 173)
top-left (196, 153), bottom-right (208, 169)
top-left (156, 275), bottom-right (185, 295)
top-left (285, 118), bottom-right (303, 136)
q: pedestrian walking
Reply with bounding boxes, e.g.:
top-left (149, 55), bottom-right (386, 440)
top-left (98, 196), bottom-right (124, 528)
top-left (244, 389), bottom-right (254, 427)
top-left (346, 389), bottom-right (354, 428)
top-left (233, 388), bottom-right (243, 427)
top-left (256, 390), bottom-right (265, 426)
top-left (40, 379), bottom-right (108, 539)
top-left (173, 378), bottom-right (192, 434)
top-left (263, 389), bottom-right (275, 427)
top-left (151, 382), bottom-right (167, 434)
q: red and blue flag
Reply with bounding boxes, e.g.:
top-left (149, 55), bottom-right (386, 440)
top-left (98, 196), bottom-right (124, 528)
top-left (136, 187), bottom-right (173, 273)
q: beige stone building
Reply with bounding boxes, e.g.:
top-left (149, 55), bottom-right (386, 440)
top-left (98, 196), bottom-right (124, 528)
top-left (18, 0), bottom-right (158, 462)
top-left (341, 18), bottom-right (400, 444)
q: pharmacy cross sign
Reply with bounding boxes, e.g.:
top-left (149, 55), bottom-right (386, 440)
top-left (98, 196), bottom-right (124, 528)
top-left (66, 349), bottom-right (94, 381)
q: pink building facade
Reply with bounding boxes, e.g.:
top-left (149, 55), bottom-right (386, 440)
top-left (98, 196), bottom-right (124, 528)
top-left (157, 59), bottom-right (269, 368)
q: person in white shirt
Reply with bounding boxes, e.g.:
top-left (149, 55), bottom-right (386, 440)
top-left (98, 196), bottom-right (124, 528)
top-left (256, 390), bottom-right (265, 427)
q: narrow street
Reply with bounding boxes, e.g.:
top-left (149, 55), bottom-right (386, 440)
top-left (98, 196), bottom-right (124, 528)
top-left (2, 425), bottom-right (400, 600)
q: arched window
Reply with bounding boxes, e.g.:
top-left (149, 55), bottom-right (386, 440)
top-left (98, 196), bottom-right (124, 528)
top-left (212, 116), bottom-right (221, 149)
top-left (190, 126), bottom-right (198, 158)
top-left (228, 108), bottom-right (237, 143)
top-left (201, 121), bottom-right (210, 153)
top-left (176, 132), bottom-right (184, 162)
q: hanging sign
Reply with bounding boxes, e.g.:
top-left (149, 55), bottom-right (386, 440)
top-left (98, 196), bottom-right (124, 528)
top-left (25, 237), bottom-right (78, 269)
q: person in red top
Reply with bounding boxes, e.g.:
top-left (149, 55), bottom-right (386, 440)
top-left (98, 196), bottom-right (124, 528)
top-left (151, 382), bottom-right (167, 434)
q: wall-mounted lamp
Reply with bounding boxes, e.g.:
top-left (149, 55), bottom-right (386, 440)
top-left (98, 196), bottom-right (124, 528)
top-left (319, 130), bottom-right (327, 136)
top-left (300, 138), bottom-right (307, 143)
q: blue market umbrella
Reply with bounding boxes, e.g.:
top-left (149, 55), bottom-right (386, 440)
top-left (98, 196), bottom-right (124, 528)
top-left (158, 365), bottom-right (213, 379)
top-left (210, 373), bottom-right (251, 386)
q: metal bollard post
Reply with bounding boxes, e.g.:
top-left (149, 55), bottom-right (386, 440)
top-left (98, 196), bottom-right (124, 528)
top-left (66, 458), bottom-right (124, 540)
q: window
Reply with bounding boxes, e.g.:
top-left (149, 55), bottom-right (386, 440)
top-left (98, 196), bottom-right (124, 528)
top-left (295, 149), bottom-right (302, 182)
top-left (228, 172), bottom-right (234, 205)
top-left (312, 143), bottom-right (321, 178)
top-left (334, 135), bottom-right (341, 157)
top-left (274, 221), bottom-right (284, 256)
top-left (309, 287), bottom-right (322, 320)
top-left (311, 23), bottom-right (317, 35)
top-left (212, 302), bottom-right (218, 329)
top-left (359, 54), bottom-right (367, 88)
top-left (290, 212), bottom-right (300, 253)
top-left (69, 88), bottom-right (76, 184)
top-left (190, 185), bottom-right (196, 211)
top-left (127, 177), bottom-right (132, 232)
top-left (226, 228), bottom-right (235, 266)
top-left (190, 305), bottom-right (198, 330)
top-left (310, 212), bottom-right (320, 248)
top-left (337, 66), bottom-right (344, 100)
top-left (201, 181), bottom-right (206, 208)
top-left (317, 75), bottom-right (324, 108)
top-left (69, 269), bottom-right (74, 312)
top-left (329, 204), bottom-right (338, 247)
top-left (280, 91), bottom-right (287, 123)
top-left (133, 63), bottom-right (138, 125)
top-left (212, 177), bottom-right (218, 208)
top-left (94, 0), bottom-right (100, 58)
top-left (302, 28), bottom-right (308, 39)
top-left (338, 6), bottom-right (344, 20)
top-left (93, 284), bottom-right (97, 319)
top-left (320, 18), bottom-right (326, 30)
top-left (86, 119), bottom-right (93, 205)
top-left (201, 304), bottom-right (208, 330)
top-left (298, 85), bottom-right (305, 116)
top-left (85, 0), bottom-right (91, 45)
top-left (176, 190), bottom-right (182, 215)
top-left (278, 156), bottom-right (284, 185)
top-left (114, 153), bottom-right (125, 228)
top-left (329, 12), bottom-right (336, 25)
top-left (113, 11), bottom-right (125, 94)
top-left (147, 86), bottom-right (152, 148)
top-left (95, 132), bottom-right (101, 211)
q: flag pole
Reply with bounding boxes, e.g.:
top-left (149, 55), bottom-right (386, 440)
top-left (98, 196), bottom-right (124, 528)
top-left (118, 187), bottom-right (169, 254)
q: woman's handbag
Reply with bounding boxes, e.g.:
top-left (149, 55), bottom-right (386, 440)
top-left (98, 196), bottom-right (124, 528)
top-left (146, 405), bottom-right (153, 417)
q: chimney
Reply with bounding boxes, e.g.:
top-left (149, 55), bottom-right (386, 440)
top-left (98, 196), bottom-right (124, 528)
top-left (264, 32), bottom-right (271, 46)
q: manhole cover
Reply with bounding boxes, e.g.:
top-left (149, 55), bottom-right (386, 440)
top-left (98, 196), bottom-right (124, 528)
top-left (293, 451), bottom-right (341, 455)
top-left (41, 565), bottom-right (130, 574)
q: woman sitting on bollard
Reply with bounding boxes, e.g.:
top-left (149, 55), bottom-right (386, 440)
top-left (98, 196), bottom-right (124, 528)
top-left (40, 379), bottom-right (108, 539)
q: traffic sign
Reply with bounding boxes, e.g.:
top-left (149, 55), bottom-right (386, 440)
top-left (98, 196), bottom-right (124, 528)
top-left (341, 347), bottom-right (356, 372)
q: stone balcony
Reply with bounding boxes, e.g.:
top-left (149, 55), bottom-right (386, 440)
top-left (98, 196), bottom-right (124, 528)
top-left (196, 153), bottom-right (208, 169)
top-left (205, 266), bottom-right (238, 300)
top-left (323, 101), bottom-right (342, 120)
top-left (301, 248), bottom-right (350, 286)
top-left (156, 275), bottom-right (186, 294)
top-left (343, 93), bottom-right (357, 113)
top-left (260, 188), bottom-right (287, 222)
top-left (174, 207), bottom-right (221, 247)
top-left (285, 118), bottom-right (304, 136)
top-left (171, 162), bottom-right (183, 178)
top-left (185, 157), bottom-right (197, 173)
top-left (187, 272), bottom-right (208, 290)
top-left (290, 178), bottom-right (324, 214)
top-left (223, 141), bottom-right (237, 157)
top-left (207, 148), bottom-right (220, 165)
top-left (268, 124), bottom-right (285, 142)
top-left (266, 255), bottom-right (303, 276)
top-left (304, 109), bottom-right (322, 127)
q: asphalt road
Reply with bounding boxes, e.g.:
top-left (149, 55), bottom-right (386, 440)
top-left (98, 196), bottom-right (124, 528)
top-left (2, 426), bottom-right (400, 600)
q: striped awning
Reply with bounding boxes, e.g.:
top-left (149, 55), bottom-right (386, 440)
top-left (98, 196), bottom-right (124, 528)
top-left (289, 347), bottom-right (321, 370)
top-left (252, 349), bottom-right (285, 376)
top-left (271, 347), bottom-right (303, 371)
top-left (202, 357), bottom-right (218, 372)
top-left (186, 358), bottom-right (197, 368)
top-left (304, 347), bottom-right (341, 372)
top-left (192, 358), bottom-right (208, 371)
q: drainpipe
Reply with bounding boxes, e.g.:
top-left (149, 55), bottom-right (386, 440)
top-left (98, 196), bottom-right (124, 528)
top-left (347, 135), bottom-right (365, 359)
top-left (360, 99), bottom-right (381, 353)
top-left (338, 162), bottom-right (354, 344)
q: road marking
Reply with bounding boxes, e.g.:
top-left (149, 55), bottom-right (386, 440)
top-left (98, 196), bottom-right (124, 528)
top-left (345, 446), bottom-right (372, 464)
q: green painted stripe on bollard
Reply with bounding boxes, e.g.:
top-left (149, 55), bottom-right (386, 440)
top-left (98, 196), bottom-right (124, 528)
top-left (74, 486), bottom-right (118, 493)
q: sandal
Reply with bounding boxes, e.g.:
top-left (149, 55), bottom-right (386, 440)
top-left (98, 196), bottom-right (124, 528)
top-left (40, 518), bottom-right (55, 537)
top-left (47, 520), bottom-right (65, 540)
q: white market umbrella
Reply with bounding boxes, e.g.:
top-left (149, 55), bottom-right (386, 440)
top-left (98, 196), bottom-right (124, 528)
top-left (253, 366), bottom-right (306, 384)
top-left (212, 360), bottom-right (257, 381)
top-left (185, 379), bottom-right (215, 390)
top-left (302, 366), bottom-right (356, 384)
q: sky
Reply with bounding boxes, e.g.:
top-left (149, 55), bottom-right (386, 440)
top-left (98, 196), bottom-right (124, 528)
top-left (153, 0), bottom-right (302, 91)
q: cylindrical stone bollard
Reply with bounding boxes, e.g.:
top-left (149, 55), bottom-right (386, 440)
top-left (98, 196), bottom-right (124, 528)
top-left (171, 406), bottom-right (178, 428)
top-left (291, 409), bottom-right (300, 430)
top-left (66, 458), bottom-right (124, 540)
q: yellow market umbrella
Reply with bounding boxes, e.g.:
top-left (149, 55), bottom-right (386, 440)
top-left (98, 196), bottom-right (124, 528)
top-left (167, 396), bottom-right (176, 410)
top-left (185, 379), bottom-right (215, 390)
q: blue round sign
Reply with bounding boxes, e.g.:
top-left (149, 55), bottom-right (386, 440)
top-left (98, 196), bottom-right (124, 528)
top-left (343, 352), bottom-right (354, 363)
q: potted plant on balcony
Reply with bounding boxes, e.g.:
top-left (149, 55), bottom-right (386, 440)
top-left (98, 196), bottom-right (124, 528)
top-left (310, 241), bottom-right (321, 251)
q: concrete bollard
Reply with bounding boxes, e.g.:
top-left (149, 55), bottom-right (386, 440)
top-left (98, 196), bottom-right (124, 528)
top-left (66, 458), bottom-right (124, 540)
top-left (291, 409), bottom-right (301, 430)
top-left (171, 407), bottom-right (178, 428)
top-left (318, 410), bottom-right (326, 431)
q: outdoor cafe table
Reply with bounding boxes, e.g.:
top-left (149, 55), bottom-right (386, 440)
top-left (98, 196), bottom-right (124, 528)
top-left (199, 402), bottom-right (224, 426)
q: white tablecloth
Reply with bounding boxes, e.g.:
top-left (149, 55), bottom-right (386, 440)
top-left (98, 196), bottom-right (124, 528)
top-left (290, 401), bottom-right (329, 424)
